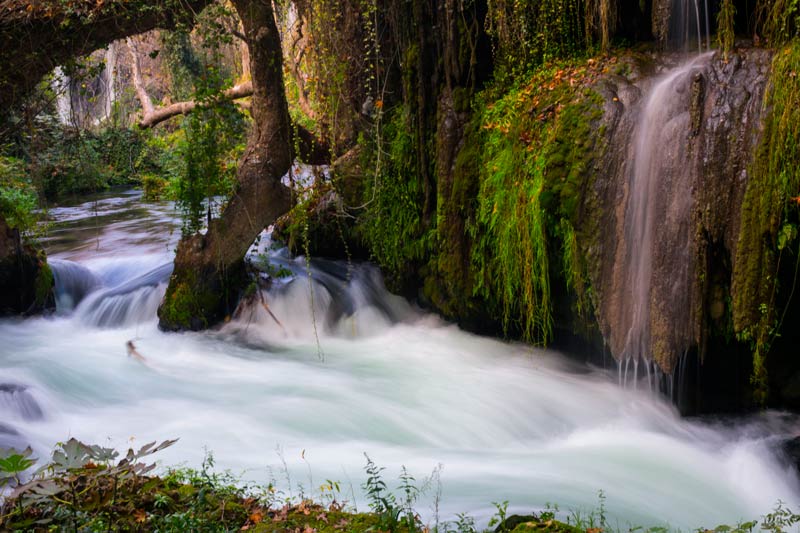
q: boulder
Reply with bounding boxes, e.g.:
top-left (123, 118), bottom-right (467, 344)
top-left (0, 215), bottom-right (54, 315)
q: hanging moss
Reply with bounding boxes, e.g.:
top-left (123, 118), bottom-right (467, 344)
top-left (717, 0), bottom-right (736, 59)
top-left (468, 59), bottom-right (605, 344)
top-left (732, 40), bottom-right (800, 404)
top-left (486, 0), bottom-right (586, 78)
top-left (757, 0), bottom-right (800, 44)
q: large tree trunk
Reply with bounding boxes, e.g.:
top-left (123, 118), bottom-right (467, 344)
top-left (157, 0), bottom-right (294, 331)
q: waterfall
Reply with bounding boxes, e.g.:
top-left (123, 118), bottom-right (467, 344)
top-left (51, 42), bottom-right (118, 127)
top-left (101, 42), bottom-right (117, 122)
top-left (669, 0), bottom-right (712, 52)
top-left (616, 53), bottom-right (712, 383)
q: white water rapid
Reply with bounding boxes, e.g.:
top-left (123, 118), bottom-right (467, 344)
top-left (1, 191), bottom-right (799, 529)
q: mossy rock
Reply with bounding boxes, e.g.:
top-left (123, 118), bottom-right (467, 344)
top-left (0, 217), bottom-right (54, 315)
top-left (158, 254), bottom-right (249, 332)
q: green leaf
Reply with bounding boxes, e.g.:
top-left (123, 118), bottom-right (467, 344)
top-left (0, 452), bottom-right (36, 475)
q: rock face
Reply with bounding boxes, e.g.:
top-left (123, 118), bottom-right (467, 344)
top-left (588, 48), bottom-right (773, 375)
top-left (0, 215), bottom-right (54, 315)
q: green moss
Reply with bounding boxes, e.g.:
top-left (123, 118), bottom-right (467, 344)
top-left (731, 40), bottom-right (800, 404)
top-left (468, 60), bottom-right (604, 343)
top-left (427, 111), bottom-right (483, 320)
top-left (33, 254), bottom-right (54, 308)
top-left (159, 269), bottom-right (221, 331)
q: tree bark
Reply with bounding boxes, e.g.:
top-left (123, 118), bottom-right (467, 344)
top-left (157, 0), bottom-right (295, 331)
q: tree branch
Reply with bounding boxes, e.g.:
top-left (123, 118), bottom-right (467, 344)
top-left (136, 81), bottom-right (254, 128)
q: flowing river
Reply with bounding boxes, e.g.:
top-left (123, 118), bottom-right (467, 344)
top-left (1, 190), bottom-right (799, 528)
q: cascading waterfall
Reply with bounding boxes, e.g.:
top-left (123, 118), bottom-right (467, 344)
top-left (53, 67), bottom-right (72, 125)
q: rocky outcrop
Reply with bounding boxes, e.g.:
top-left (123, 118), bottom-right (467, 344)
top-left (0, 215), bottom-right (54, 315)
top-left (587, 48), bottom-right (772, 374)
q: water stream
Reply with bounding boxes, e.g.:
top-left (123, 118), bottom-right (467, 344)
top-left (1, 191), bottom-right (799, 528)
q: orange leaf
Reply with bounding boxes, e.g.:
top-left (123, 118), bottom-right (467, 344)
top-left (134, 509), bottom-right (147, 523)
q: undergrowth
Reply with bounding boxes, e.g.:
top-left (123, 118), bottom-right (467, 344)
top-left (2, 439), bottom-right (799, 532)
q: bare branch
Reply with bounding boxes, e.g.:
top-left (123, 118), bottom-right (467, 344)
top-left (137, 81), bottom-right (254, 128)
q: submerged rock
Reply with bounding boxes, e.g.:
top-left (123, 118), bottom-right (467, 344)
top-left (0, 383), bottom-right (44, 421)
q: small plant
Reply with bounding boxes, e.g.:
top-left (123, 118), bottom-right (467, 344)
top-left (0, 447), bottom-right (36, 488)
top-left (362, 453), bottom-right (400, 530)
top-left (487, 500), bottom-right (509, 531)
top-left (761, 500), bottom-right (800, 531)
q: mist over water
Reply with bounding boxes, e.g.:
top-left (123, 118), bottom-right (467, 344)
top-left (1, 191), bottom-right (799, 528)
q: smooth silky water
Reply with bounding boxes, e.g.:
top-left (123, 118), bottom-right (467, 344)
top-left (1, 191), bottom-right (799, 528)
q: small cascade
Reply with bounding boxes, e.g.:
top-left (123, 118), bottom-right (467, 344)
top-left (228, 238), bottom-right (416, 345)
top-left (50, 259), bottom-right (101, 312)
top-left (74, 261), bottom-right (172, 327)
top-left (0, 383), bottom-right (43, 421)
top-left (51, 257), bottom-right (173, 327)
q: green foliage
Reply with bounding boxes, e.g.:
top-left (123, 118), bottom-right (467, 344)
top-left (0, 437), bottom-right (266, 532)
top-left (162, 17), bottom-right (247, 236)
top-left (732, 39), bottom-right (800, 404)
top-left (3, 438), bottom-right (800, 532)
top-left (469, 60), bottom-right (602, 343)
top-left (0, 156), bottom-right (38, 232)
top-left (28, 125), bottom-right (151, 199)
top-left (177, 90), bottom-right (244, 235)
top-left (757, 0), bottom-right (800, 43)
top-left (486, 0), bottom-right (588, 80)
top-left (162, 30), bottom-right (205, 101)
top-left (0, 446), bottom-right (36, 488)
top-left (358, 106), bottom-right (432, 277)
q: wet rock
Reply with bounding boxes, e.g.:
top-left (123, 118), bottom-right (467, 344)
top-left (0, 215), bottom-right (54, 315)
top-left (495, 515), bottom-right (540, 533)
top-left (590, 49), bottom-right (773, 375)
top-left (0, 422), bottom-right (26, 451)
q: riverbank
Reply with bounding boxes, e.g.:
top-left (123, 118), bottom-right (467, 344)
top-left (2, 439), bottom-right (797, 532)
